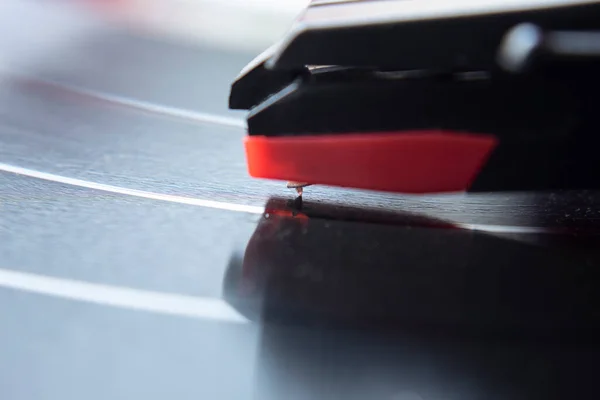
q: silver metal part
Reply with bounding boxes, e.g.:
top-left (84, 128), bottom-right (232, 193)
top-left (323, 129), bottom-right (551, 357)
top-left (286, 181), bottom-right (312, 196)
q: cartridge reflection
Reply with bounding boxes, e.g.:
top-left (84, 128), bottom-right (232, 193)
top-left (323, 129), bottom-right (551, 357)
top-left (224, 196), bottom-right (600, 338)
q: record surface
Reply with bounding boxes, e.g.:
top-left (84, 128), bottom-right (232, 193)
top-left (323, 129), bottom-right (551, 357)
top-left (1, 2), bottom-right (599, 400)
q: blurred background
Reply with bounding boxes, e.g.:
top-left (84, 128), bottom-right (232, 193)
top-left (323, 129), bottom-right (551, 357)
top-left (74, 0), bottom-right (310, 52)
top-left (10, 0), bottom-right (310, 53)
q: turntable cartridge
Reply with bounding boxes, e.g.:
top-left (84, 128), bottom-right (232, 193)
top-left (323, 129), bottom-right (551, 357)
top-left (229, 0), bottom-right (600, 194)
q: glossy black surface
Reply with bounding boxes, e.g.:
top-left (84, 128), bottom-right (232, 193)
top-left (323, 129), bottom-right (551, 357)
top-left (2, 2), bottom-right (600, 400)
top-left (269, 1), bottom-right (600, 70)
top-left (246, 71), bottom-right (577, 138)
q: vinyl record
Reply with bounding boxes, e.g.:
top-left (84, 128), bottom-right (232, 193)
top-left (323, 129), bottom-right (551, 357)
top-left (2, 2), bottom-right (600, 400)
